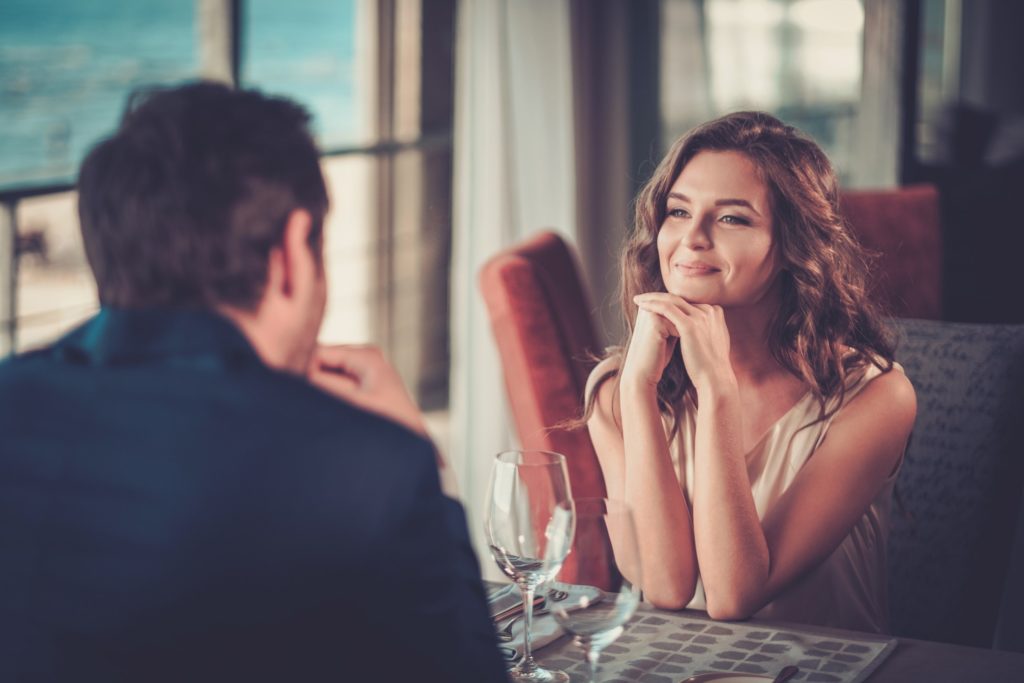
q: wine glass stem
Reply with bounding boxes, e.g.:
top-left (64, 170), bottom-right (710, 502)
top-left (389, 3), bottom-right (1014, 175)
top-left (518, 583), bottom-right (537, 672)
top-left (586, 645), bottom-right (601, 683)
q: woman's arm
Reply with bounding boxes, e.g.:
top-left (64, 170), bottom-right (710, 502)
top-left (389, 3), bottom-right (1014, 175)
top-left (633, 293), bottom-right (915, 620)
top-left (716, 369), bottom-right (915, 618)
top-left (632, 294), bottom-right (764, 615)
top-left (689, 375), bottom-right (771, 619)
top-left (586, 336), bottom-right (698, 608)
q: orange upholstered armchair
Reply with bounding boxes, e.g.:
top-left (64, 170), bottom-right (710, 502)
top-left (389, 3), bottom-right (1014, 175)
top-left (840, 184), bottom-right (943, 320)
top-left (478, 231), bottom-right (607, 502)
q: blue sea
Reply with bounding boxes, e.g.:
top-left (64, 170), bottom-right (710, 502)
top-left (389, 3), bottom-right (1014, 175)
top-left (0, 0), bottom-right (359, 193)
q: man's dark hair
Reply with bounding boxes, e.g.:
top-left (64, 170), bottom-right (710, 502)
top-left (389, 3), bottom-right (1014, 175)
top-left (77, 81), bottom-right (329, 310)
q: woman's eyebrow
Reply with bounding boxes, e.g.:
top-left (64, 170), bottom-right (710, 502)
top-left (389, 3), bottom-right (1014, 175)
top-left (667, 192), bottom-right (762, 217)
top-left (715, 198), bottom-right (761, 217)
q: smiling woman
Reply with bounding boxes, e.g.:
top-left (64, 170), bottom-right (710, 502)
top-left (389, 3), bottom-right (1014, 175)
top-left (581, 111), bottom-right (917, 633)
top-left (657, 150), bottom-right (779, 309)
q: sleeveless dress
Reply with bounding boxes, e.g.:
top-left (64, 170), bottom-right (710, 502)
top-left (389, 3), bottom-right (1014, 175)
top-left (669, 362), bottom-right (904, 633)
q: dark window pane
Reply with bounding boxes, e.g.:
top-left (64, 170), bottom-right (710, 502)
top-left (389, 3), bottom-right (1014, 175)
top-left (916, 0), bottom-right (952, 163)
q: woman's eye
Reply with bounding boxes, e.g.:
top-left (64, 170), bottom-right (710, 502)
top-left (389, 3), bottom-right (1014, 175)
top-left (720, 215), bottom-right (751, 226)
top-left (668, 208), bottom-right (689, 218)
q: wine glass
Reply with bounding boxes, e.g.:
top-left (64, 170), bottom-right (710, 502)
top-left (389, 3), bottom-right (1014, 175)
top-left (485, 450), bottom-right (575, 683)
top-left (543, 497), bottom-right (641, 683)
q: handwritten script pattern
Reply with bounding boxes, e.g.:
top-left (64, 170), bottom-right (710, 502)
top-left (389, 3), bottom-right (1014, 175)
top-left (889, 318), bottom-right (1024, 644)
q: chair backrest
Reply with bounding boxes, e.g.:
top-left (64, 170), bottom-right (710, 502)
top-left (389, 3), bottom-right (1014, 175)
top-left (840, 184), bottom-right (943, 320)
top-left (478, 231), bottom-right (607, 503)
top-left (889, 318), bottom-right (1024, 647)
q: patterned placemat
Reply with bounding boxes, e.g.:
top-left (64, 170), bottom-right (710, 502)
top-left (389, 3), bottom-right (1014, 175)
top-left (535, 609), bottom-right (896, 683)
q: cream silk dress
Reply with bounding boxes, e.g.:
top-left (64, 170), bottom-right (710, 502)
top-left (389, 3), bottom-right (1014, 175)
top-left (670, 362), bottom-right (904, 633)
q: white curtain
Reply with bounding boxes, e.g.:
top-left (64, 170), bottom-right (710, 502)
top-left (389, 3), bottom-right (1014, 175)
top-left (449, 0), bottom-right (578, 576)
top-left (850, 0), bottom-right (906, 188)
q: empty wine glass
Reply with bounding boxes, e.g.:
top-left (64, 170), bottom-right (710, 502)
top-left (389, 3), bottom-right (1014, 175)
top-left (485, 450), bottom-right (575, 683)
top-left (543, 497), bottom-right (641, 683)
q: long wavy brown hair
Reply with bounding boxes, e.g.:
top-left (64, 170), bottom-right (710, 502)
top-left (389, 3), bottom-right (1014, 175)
top-left (584, 111), bottom-right (895, 433)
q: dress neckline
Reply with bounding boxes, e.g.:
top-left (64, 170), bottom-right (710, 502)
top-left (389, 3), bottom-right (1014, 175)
top-left (682, 385), bottom-right (816, 456)
top-left (743, 388), bottom-right (816, 455)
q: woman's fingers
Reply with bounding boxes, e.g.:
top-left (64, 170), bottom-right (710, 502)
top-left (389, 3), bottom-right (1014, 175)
top-left (635, 304), bottom-right (681, 339)
top-left (635, 294), bottom-right (722, 324)
top-left (636, 299), bottom-right (689, 332)
top-left (634, 292), bottom-right (710, 316)
top-left (634, 293), bottom-right (732, 394)
top-left (635, 298), bottom-right (711, 339)
top-left (634, 292), bottom-right (694, 306)
top-left (622, 302), bottom-right (685, 387)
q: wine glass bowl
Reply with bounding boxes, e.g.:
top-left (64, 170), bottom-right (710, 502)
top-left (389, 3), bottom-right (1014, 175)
top-left (485, 450), bottom-right (575, 683)
top-left (545, 497), bottom-right (642, 683)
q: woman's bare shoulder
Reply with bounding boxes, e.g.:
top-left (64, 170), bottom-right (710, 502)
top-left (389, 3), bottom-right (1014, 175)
top-left (840, 362), bottom-right (916, 424)
top-left (586, 354), bottom-right (621, 393)
top-left (586, 353), bottom-right (623, 429)
top-left (873, 363), bottom-right (916, 420)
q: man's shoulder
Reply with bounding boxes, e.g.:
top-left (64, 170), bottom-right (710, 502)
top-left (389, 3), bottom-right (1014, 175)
top-left (202, 361), bottom-right (442, 486)
top-left (242, 366), bottom-right (432, 449)
top-left (0, 339), bottom-right (433, 467)
top-left (0, 346), bottom-right (62, 397)
top-left (0, 345), bottom-right (59, 371)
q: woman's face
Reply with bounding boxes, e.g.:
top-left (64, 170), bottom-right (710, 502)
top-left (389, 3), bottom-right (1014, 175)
top-left (656, 150), bottom-right (781, 309)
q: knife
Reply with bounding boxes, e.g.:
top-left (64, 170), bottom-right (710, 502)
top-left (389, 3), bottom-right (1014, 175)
top-left (490, 591), bottom-right (545, 622)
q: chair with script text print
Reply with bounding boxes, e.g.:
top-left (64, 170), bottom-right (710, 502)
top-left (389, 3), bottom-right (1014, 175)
top-left (841, 184), bottom-right (943, 320)
top-left (889, 319), bottom-right (1024, 648)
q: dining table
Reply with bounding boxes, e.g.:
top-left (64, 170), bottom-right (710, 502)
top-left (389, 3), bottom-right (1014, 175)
top-left (490, 590), bottom-right (1024, 682)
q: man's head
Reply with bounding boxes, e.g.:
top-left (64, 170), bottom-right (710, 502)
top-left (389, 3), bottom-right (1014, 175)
top-left (77, 81), bottom-right (330, 370)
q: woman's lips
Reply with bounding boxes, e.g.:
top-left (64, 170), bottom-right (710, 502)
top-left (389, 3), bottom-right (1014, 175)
top-left (674, 262), bottom-right (720, 276)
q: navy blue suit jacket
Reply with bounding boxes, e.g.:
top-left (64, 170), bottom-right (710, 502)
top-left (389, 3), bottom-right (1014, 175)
top-left (0, 309), bottom-right (508, 682)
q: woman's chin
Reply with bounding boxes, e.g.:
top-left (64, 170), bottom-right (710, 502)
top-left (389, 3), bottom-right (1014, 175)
top-left (666, 285), bottom-right (718, 305)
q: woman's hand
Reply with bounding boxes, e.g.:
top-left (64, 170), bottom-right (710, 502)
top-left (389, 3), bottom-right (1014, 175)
top-left (632, 293), bottom-right (733, 393)
top-left (619, 297), bottom-right (680, 389)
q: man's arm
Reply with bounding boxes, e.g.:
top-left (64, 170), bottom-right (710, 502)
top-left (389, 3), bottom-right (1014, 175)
top-left (369, 438), bottom-right (509, 682)
top-left (307, 344), bottom-right (429, 438)
top-left (307, 344), bottom-right (458, 495)
top-left (308, 343), bottom-right (503, 676)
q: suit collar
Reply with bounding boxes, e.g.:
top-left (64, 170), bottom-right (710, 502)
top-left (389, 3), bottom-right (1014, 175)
top-left (53, 307), bottom-right (261, 368)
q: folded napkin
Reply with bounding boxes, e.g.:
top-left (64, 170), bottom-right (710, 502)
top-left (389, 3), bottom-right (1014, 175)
top-left (487, 583), bottom-right (543, 621)
top-left (492, 582), bottom-right (602, 664)
top-left (486, 582), bottom-right (516, 604)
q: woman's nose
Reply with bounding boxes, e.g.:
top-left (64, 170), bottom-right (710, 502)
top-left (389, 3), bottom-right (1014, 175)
top-left (681, 215), bottom-right (712, 250)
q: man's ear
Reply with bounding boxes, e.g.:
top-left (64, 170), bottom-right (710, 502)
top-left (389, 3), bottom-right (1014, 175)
top-left (277, 208), bottom-right (317, 299)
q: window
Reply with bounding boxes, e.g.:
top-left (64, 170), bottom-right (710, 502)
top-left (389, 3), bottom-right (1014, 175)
top-left (0, 0), bottom-right (201, 355)
top-left (0, 0), bottom-right (454, 410)
top-left (242, 0), bottom-right (367, 148)
top-left (660, 0), bottom-right (865, 182)
top-left (0, 0), bottom-right (199, 191)
top-left (915, 0), bottom-right (959, 164)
